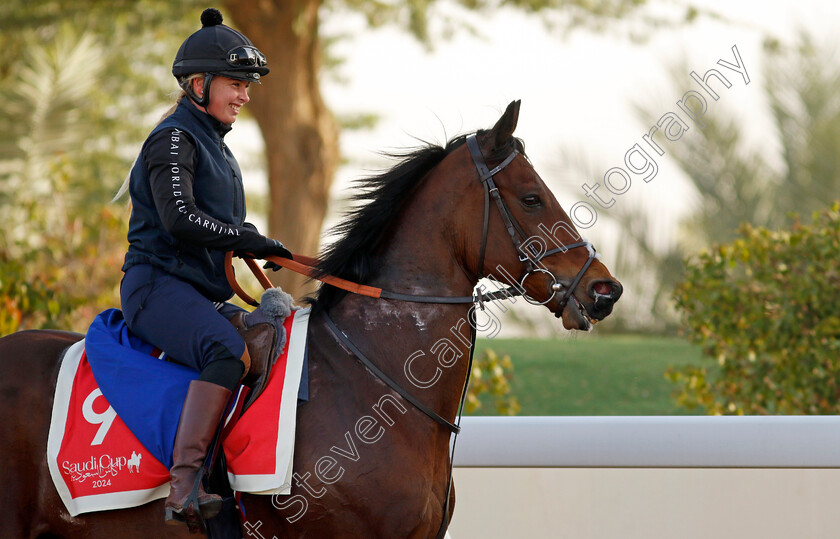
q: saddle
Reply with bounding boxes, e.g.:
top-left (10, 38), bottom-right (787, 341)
top-left (227, 287), bottom-right (296, 411)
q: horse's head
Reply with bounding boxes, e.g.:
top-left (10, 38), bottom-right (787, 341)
top-left (452, 100), bottom-right (622, 330)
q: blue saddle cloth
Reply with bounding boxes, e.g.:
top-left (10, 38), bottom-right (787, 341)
top-left (85, 309), bottom-right (198, 468)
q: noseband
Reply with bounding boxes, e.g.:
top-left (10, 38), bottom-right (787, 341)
top-left (465, 134), bottom-right (599, 314)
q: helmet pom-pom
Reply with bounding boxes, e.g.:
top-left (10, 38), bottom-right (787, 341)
top-left (200, 8), bottom-right (224, 28)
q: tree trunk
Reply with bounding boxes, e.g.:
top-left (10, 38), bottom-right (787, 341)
top-left (224, 0), bottom-right (338, 300)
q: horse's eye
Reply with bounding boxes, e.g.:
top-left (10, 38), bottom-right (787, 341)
top-left (521, 195), bottom-right (541, 208)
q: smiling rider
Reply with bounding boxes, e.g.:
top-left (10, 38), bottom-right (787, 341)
top-left (119, 8), bottom-right (292, 527)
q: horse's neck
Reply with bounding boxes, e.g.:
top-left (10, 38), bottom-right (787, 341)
top-left (327, 238), bottom-right (476, 426)
top-left (329, 295), bottom-right (473, 426)
top-left (325, 166), bottom-right (480, 424)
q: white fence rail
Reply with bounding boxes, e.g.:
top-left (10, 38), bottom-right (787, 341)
top-left (453, 416), bottom-right (840, 468)
top-left (449, 416), bottom-right (840, 538)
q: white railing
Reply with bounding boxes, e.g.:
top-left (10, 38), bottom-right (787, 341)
top-left (449, 416), bottom-right (840, 538)
top-left (453, 416), bottom-right (840, 468)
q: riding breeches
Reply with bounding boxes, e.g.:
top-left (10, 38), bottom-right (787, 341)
top-left (120, 264), bottom-right (246, 389)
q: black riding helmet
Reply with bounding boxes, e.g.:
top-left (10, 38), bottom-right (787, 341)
top-left (172, 8), bottom-right (269, 107)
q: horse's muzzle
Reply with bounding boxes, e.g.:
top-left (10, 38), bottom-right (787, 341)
top-left (588, 279), bottom-right (623, 320)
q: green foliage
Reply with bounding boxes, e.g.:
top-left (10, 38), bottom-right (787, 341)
top-left (0, 0), bottom-right (697, 335)
top-left (466, 348), bottom-right (521, 415)
top-left (669, 203), bottom-right (840, 414)
top-left (608, 35), bottom-right (840, 333)
top-left (0, 252), bottom-right (70, 334)
top-left (766, 34), bottom-right (840, 216)
top-left (335, 0), bottom-right (692, 44)
top-left (0, 206), bottom-right (125, 334)
top-left (0, 2), bottom-right (202, 334)
top-left (664, 36), bottom-right (840, 249)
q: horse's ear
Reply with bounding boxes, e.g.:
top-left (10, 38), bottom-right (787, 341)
top-left (490, 100), bottom-right (521, 150)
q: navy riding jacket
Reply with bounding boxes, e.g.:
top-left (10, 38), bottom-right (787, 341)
top-left (122, 99), bottom-right (273, 301)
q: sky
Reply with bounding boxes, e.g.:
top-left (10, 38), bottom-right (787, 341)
top-left (228, 0), bottom-right (840, 335)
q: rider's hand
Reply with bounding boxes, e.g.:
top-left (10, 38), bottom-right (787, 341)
top-left (265, 239), bottom-right (293, 260)
top-left (263, 260), bottom-right (283, 271)
top-left (258, 239), bottom-right (293, 271)
top-left (235, 237), bottom-right (293, 265)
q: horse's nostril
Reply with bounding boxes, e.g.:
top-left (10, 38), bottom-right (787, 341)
top-left (593, 282), bottom-right (612, 296)
top-left (591, 280), bottom-right (622, 302)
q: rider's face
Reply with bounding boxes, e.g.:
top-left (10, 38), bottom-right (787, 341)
top-left (195, 75), bottom-right (250, 125)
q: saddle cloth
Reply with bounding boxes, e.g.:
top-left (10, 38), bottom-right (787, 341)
top-left (47, 307), bottom-right (310, 517)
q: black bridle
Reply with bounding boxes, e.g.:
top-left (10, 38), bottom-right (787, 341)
top-left (465, 134), bottom-right (599, 315)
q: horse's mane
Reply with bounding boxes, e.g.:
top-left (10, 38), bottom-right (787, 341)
top-left (308, 130), bottom-right (524, 313)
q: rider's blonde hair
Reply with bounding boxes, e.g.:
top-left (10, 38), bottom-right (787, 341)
top-left (157, 73), bottom-right (204, 123)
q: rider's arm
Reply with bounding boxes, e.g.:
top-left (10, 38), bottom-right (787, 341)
top-left (144, 127), bottom-right (280, 255)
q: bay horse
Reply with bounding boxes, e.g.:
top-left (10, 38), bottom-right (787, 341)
top-left (0, 101), bottom-right (621, 538)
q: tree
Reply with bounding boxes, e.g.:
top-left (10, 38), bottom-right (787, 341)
top-left (668, 204), bottom-right (840, 414)
top-left (466, 348), bottom-right (521, 415)
top-left (653, 36), bottom-right (840, 247)
top-left (1, 0), bottom-right (692, 332)
top-left (222, 0), bottom-right (338, 298)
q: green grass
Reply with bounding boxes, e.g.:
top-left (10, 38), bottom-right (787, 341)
top-left (470, 335), bottom-right (708, 416)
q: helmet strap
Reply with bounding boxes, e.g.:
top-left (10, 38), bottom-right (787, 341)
top-left (180, 73), bottom-right (214, 108)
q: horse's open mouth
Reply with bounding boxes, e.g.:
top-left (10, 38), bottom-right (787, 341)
top-left (560, 293), bottom-right (596, 331)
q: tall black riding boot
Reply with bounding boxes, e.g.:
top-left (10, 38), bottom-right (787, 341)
top-left (164, 379), bottom-right (231, 525)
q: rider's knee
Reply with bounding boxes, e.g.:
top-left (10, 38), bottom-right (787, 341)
top-left (198, 344), bottom-right (245, 392)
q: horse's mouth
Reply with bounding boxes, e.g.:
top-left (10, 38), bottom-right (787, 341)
top-left (559, 293), bottom-right (596, 331)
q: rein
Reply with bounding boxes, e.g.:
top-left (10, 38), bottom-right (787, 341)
top-left (321, 311), bottom-right (460, 433)
top-left (226, 250), bottom-right (475, 539)
top-left (224, 251), bottom-right (522, 308)
top-left (225, 135), bottom-right (598, 311)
